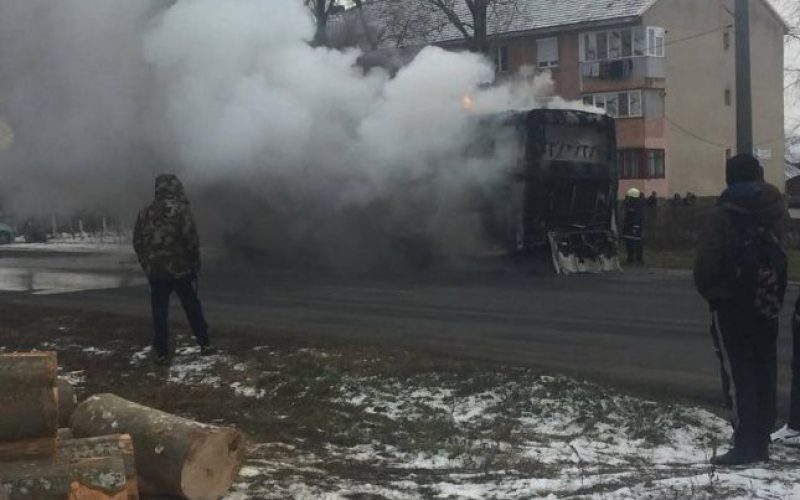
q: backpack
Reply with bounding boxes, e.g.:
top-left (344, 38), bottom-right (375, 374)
top-left (727, 214), bottom-right (787, 320)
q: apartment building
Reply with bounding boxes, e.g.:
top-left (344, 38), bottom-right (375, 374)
top-left (340, 0), bottom-right (787, 197)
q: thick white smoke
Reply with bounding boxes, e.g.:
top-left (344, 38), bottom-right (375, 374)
top-left (0, 0), bottom-right (560, 269)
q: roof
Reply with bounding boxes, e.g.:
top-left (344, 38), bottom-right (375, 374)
top-left (787, 161), bottom-right (800, 181)
top-left (333, 0), bottom-right (789, 51)
top-left (333, 0), bottom-right (656, 50)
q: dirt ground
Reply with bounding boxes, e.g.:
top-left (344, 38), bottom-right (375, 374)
top-left (3, 302), bottom-right (800, 499)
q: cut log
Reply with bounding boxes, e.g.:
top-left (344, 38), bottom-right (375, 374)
top-left (71, 394), bottom-right (245, 500)
top-left (0, 455), bottom-right (128, 500)
top-left (58, 428), bottom-right (74, 441)
top-left (0, 352), bottom-right (57, 386)
top-left (57, 435), bottom-right (138, 500)
top-left (57, 378), bottom-right (78, 428)
top-left (0, 352), bottom-right (58, 445)
top-left (0, 437), bottom-right (55, 462)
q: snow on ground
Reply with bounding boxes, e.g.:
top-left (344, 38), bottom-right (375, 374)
top-left (130, 345), bottom-right (267, 399)
top-left (59, 340), bottom-right (800, 499)
top-left (8, 233), bottom-right (132, 253)
top-left (39, 339), bottom-right (115, 357)
top-left (224, 371), bottom-right (800, 500)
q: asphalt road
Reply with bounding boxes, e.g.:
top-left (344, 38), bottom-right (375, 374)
top-left (0, 245), bottom-right (795, 413)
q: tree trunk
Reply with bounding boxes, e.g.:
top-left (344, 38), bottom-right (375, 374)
top-left (0, 455), bottom-right (129, 500)
top-left (0, 437), bottom-right (56, 462)
top-left (0, 352), bottom-right (58, 458)
top-left (312, 0), bottom-right (329, 46)
top-left (57, 435), bottom-right (138, 500)
top-left (470, 3), bottom-right (489, 54)
top-left (0, 352), bottom-right (57, 386)
top-left (71, 394), bottom-right (245, 500)
top-left (57, 378), bottom-right (77, 429)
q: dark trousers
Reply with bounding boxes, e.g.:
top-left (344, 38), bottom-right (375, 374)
top-left (624, 238), bottom-right (643, 263)
top-left (150, 274), bottom-right (209, 357)
top-left (710, 306), bottom-right (777, 453)
top-left (790, 301), bottom-right (800, 429)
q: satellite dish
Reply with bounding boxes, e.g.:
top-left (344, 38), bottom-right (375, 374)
top-left (0, 119), bottom-right (14, 151)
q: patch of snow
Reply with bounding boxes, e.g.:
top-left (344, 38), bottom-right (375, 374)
top-left (129, 346), bottom-right (152, 365)
top-left (230, 382), bottom-right (266, 399)
top-left (39, 340), bottom-right (113, 356)
top-left (59, 370), bottom-right (86, 387)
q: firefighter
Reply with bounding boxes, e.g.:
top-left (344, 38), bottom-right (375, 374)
top-left (134, 174), bottom-right (215, 365)
top-left (694, 154), bottom-right (788, 465)
top-left (621, 187), bottom-right (645, 265)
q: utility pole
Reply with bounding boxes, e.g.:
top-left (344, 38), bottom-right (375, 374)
top-left (735, 0), bottom-right (753, 156)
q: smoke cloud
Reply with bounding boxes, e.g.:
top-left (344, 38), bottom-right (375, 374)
top-left (0, 0), bottom-right (563, 270)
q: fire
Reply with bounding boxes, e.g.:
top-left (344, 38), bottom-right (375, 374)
top-left (461, 94), bottom-right (474, 111)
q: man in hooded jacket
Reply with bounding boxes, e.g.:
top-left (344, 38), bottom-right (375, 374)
top-left (134, 174), bottom-right (214, 364)
top-left (694, 154), bottom-right (788, 465)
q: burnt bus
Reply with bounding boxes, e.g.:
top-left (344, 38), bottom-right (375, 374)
top-left (474, 108), bottom-right (620, 274)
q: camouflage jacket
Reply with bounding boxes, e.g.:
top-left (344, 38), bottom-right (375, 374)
top-left (133, 175), bottom-right (201, 279)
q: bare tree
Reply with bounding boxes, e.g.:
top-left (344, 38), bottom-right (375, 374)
top-left (329, 0), bottom-right (447, 53)
top-left (306, 0), bottom-right (344, 46)
top-left (421, 0), bottom-right (519, 54)
top-left (779, 0), bottom-right (800, 152)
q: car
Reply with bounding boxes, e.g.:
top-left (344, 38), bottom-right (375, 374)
top-left (0, 222), bottom-right (15, 245)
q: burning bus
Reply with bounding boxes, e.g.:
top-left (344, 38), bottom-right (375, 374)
top-left (473, 108), bottom-right (620, 274)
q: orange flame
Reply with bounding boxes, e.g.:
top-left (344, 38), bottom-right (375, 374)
top-left (461, 94), bottom-right (474, 111)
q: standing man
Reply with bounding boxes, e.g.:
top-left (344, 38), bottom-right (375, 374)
top-left (771, 300), bottom-right (800, 442)
top-left (694, 154), bottom-right (787, 465)
top-left (134, 174), bottom-right (214, 365)
top-left (621, 187), bottom-right (645, 265)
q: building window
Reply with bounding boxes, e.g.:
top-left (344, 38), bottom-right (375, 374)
top-left (583, 90), bottom-right (643, 118)
top-left (536, 37), bottom-right (559, 68)
top-left (723, 31), bottom-right (730, 51)
top-left (495, 46), bottom-right (509, 73)
top-left (617, 149), bottom-right (666, 179)
top-left (724, 88), bottom-right (732, 106)
top-left (647, 27), bottom-right (665, 57)
top-left (618, 149), bottom-right (642, 179)
top-left (647, 150), bottom-right (665, 178)
top-left (581, 27), bottom-right (661, 62)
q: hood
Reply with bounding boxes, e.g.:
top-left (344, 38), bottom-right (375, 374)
top-left (154, 174), bottom-right (187, 202)
top-left (718, 181), bottom-right (785, 225)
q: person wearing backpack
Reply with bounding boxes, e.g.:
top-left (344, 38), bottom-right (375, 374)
top-left (694, 154), bottom-right (788, 466)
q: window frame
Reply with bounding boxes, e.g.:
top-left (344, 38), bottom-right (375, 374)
top-left (495, 45), bottom-right (510, 73)
top-left (536, 37), bottom-right (559, 69)
top-left (617, 148), bottom-right (666, 179)
top-left (647, 26), bottom-right (665, 57)
top-left (584, 90), bottom-right (644, 119)
top-left (580, 27), bottom-right (662, 62)
top-left (647, 149), bottom-right (666, 178)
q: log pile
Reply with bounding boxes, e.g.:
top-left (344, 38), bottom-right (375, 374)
top-left (0, 352), bottom-right (246, 500)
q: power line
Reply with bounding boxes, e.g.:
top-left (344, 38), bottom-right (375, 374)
top-left (662, 24), bottom-right (733, 50)
top-left (665, 115), bottom-right (730, 148)
top-left (665, 114), bottom-right (787, 150)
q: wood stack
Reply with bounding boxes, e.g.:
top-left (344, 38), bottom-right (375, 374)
top-left (0, 352), bottom-right (246, 500)
top-left (0, 352), bottom-right (133, 499)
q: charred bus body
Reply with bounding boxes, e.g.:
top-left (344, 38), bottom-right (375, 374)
top-left (476, 108), bottom-right (620, 273)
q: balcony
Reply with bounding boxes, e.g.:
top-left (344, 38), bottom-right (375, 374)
top-left (580, 56), bottom-right (666, 93)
